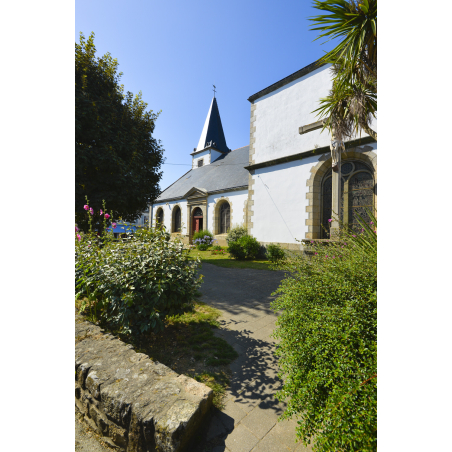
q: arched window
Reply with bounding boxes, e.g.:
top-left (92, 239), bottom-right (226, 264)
top-left (156, 208), bottom-right (164, 227)
top-left (173, 206), bottom-right (181, 233)
top-left (321, 160), bottom-right (374, 238)
top-left (219, 202), bottom-right (230, 234)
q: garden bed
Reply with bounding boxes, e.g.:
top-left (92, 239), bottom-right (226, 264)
top-left (76, 299), bottom-right (238, 410)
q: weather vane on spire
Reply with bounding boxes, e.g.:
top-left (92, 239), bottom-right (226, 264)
top-left (213, 85), bottom-right (216, 98)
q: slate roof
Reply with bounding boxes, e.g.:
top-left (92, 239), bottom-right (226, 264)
top-left (195, 97), bottom-right (230, 154)
top-left (155, 146), bottom-right (249, 202)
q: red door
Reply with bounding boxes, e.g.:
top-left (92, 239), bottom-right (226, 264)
top-left (195, 219), bottom-right (200, 232)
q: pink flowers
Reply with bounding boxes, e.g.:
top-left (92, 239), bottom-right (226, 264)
top-left (100, 209), bottom-right (103, 215)
top-left (105, 213), bottom-right (110, 220)
top-left (112, 222), bottom-right (117, 228)
top-left (84, 205), bottom-right (89, 211)
top-left (75, 226), bottom-right (79, 232)
top-left (328, 219), bottom-right (332, 223)
top-left (370, 221), bottom-right (374, 225)
top-left (314, 252), bottom-right (318, 255)
top-left (89, 208), bottom-right (94, 215)
top-left (77, 234), bottom-right (81, 241)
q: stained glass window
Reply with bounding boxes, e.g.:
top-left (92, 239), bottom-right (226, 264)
top-left (321, 160), bottom-right (374, 238)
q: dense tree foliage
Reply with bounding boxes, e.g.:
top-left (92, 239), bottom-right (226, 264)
top-left (76, 32), bottom-right (164, 231)
top-left (310, 0), bottom-right (377, 141)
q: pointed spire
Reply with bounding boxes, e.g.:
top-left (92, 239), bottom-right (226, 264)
top-left (195, 97), bottom-right (229, 154)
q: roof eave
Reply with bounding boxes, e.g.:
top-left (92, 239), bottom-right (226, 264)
top-left (190, 145), bottom-right (228, 156)
top-left (247, 59), bottom-right (328, 103)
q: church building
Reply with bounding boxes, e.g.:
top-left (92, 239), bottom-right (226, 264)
top-left (150, 96), bottom-right (249, 246)
top-left (150, 60), bottom-right (377, 249)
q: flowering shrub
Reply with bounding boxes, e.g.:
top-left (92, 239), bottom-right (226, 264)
top-left (193, 230), bottom-right (215, 250)
top-left (226, 225), bottom-right (247, 245)
top-left (75, 199), bottom-right (201, 334)
top-left (211, 248), bottom-right (226, 256)
top-left (228, 235), bottom-right (260, 260)
top-left (266, 243), bottom-right (286, 263)
top-left (271, 212), bottom-right (377, 452)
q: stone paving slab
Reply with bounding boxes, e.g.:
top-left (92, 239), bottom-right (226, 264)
top-left (225, 424), bottom-right (259, 452)
top-left (196, 264), bottom-right (312, 452)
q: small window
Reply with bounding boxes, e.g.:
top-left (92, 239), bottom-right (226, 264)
top-left (198, 159), bottom-right (204, 167)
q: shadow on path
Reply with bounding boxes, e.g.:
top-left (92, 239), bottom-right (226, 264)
top-left (189, 264), bottom-right (309, 452)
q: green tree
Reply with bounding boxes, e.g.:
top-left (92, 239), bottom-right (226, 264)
top-left (75, 32), bottom-right (164, 232)
top-left (310, 0), bottom-right (377, 141)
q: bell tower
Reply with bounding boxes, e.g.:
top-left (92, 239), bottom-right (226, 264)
top-left (191, 96), bottom-right (230, 169)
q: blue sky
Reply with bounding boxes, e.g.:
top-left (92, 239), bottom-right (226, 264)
top-left (76, 0), bottom-right (337, 192)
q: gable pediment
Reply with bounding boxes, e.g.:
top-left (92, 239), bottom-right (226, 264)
top-left (184, 187), bottom-right (208, 200)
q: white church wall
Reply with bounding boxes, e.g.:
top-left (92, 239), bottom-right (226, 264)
top-left (192, 150), bottom-right (210, 169)
top-left (250, 155), bottom-right (320, 245)
top-left (252, 64), bottom-right (377, 165)
top-left (151, 200), bottom-right (188, 234)
top-left (207, 189), bottom-right (248, 232)
top-left (252, 65), bottom-right (332, 165)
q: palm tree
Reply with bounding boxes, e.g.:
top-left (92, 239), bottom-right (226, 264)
top-left (310, 0), bottom-right (377, 141)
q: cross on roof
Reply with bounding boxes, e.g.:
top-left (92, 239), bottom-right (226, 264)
top-left (213, 85), bottom-right (216, 97)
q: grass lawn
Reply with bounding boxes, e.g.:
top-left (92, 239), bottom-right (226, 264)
top-left (76, 298), bottom-right (237, 410)
top-left (186, 247), bottom-right (274, 270)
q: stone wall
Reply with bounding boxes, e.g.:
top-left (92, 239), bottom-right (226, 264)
top-left (75, 311), bottom-right (213, 452)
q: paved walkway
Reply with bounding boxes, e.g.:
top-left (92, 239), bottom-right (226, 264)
top-left (196, 263), bottom-right (312, 452)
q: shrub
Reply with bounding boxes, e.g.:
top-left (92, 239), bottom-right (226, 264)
top-left (212, 245), bottom-right (222, 251)
top-left (266, 243), bottom-right (286, 263)
top-left (193, 229), bottom-right (213, 242)
top-left (76, 200), bottom-right (202, 335)
top-left (271, 213), bottom-right (377, 452)
top-left (193, 230), bottom-right (215, 249)
top-left (226, 225), bottom-right (247, 245)
top-left (227, 235), bottom-right (260, 260)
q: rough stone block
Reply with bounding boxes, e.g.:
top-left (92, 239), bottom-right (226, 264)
top-left (75, 311), bottom-right (213, 452)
